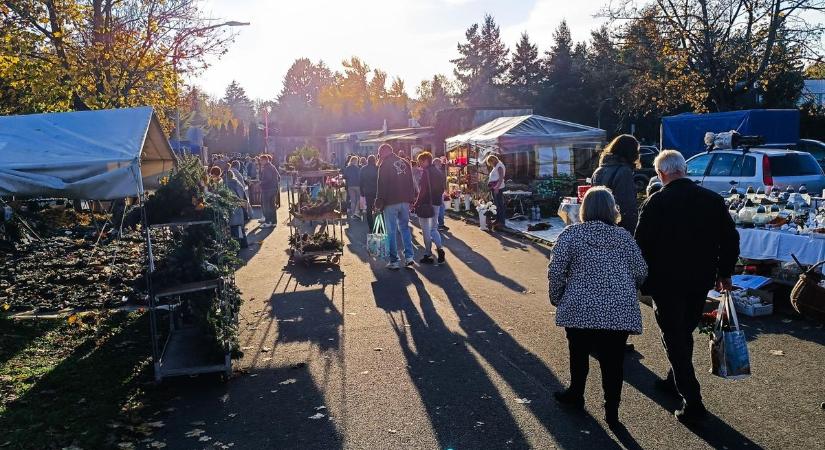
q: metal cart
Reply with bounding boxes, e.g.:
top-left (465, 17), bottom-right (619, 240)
top-left (286, 170), bottom-right (345, 265)
top-left (143, 216), bottom-right (238, 382)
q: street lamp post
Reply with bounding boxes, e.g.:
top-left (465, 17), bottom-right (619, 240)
top-left (172, 21), bottom-right (250, 150)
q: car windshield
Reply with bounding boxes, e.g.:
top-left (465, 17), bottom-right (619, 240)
top-left (768, 154), bottom-right (822, 176)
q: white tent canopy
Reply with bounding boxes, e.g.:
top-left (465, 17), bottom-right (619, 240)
top-left (0, 106), bottom-right (176, 200)
top-left (445, 115), bottom-right (605, 152)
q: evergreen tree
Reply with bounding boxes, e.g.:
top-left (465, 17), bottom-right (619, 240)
top-left (414, 74), bottom-right (454, 126)
top-left (539, 20), bottom-right (588, 122)
top-left (507, 32), bottom-right (543, 108)
top-left (452, 14), bottom-right (509, 107)
top-left (223, 81), bottom-right (254, 125)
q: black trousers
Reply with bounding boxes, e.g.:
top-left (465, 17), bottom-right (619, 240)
top-left (652, 291), bottom-right (707, 407)
top-left (565, 327), bottom-right (630, 410)
top-left (364, 194), bottom-right (376, 230)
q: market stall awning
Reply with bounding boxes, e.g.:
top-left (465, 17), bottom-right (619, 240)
top-left (0, 106), bottom-right (176, 200)
top-left (445, 115), bottom-right (605, 152)
top-left (360, 128), bottom-right (434, 144)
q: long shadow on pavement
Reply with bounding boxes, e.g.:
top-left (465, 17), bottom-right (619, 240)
top-left (151, 365), bottom-right (343, 449)
top-left (371, 270), bottom-right (532, 448)
top-left (415, 262), bottom-right (627, 448)
top-left (624, 353), bottom-right (763, 449)
top-left (438, 230), bottom-right (527, 293)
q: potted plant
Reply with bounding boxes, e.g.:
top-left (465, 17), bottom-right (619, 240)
top-left (475, 201), bottom-right (496, 231)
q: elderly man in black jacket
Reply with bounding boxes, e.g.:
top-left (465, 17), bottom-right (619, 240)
top-left (635, 150), bottom-right (739, 424)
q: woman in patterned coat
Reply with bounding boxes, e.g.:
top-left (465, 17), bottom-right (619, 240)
top-left (548, 186), bottom-right (647, 425)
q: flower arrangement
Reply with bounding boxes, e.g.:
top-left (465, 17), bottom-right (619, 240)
top-left (475, 200), bottom-right (497, 218)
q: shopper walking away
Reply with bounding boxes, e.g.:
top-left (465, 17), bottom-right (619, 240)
top-left (343, 156), bottom-right (362, 219)
top-left (485, 154), bottom-right (507, 230)
top-left (375, 144), bottom-right (416, 270)
top-left (548, 186), bottom-right (647, 425)
top-left (227, 170), bottom-right (251, 247)
top-left (592, 134), bottom-right (641, 233)
top-left (259, 154), bottom-right (281, 228)
top-left (414, 152), bottom-right (446, 265)
top-left (635, 150), bottom-right (739, 424)
top-left (359, 155), bottom-right (379, 230)
top-left (433, 157), bottom-right (449, 231)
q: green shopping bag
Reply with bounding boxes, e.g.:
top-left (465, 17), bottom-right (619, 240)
top-left (367, 213), bottom-right (389, 260)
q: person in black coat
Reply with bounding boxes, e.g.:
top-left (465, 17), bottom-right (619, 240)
top-left (592, 134), bottom-right (640, 233)
top-left (359, 155), bottom-right (379, 230)
top-left (635, 150), bottom-right (740, 424)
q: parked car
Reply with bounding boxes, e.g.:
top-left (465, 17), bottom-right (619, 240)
top-left (681, 148), bottom-right (825, 195)
top-left (755, 139), bottom-right (825, 172)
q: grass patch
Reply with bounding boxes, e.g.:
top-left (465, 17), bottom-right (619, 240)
top-left (0, 311), bottom-right (156, 449)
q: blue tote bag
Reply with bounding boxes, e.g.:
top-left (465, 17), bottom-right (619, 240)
top-left (710, 292), bottom-right (752, 380)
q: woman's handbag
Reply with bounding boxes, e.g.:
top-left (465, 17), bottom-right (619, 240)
top-left (790, 255), bottom-right (825, 322)
top-left (414, 170), bottom-right (435, 218)
top-left (367, 213), bottom-right (389, 260)
top-left (709, 292), bottom-right (751, 380)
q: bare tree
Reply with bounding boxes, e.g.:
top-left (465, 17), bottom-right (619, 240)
top-left (604, 0), bottom-right (824, 111)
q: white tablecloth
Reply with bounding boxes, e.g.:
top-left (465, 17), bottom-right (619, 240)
top-left (738, 228), bottom-right (825, 265)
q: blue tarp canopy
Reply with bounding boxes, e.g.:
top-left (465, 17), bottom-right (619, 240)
top-left (661, 109), bottom-right (800, 158)
top-left (0, 107), bottom-right (176, 199)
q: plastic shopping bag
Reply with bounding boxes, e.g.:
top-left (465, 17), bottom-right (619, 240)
top-left (710, 293), bottom-right (751, 379)
top-left (367, 213), bottom-right (389, 260)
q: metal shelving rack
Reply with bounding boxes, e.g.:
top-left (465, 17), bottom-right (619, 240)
top-left (286, 170), bottom-right (345, 265)
top-left (143, 217), bottom-right (236, 382)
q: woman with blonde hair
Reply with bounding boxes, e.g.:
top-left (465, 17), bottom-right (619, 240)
top-left (485, 154), bottom-right (506, 230)
top-left (548, 186), bottom-right (647, 425)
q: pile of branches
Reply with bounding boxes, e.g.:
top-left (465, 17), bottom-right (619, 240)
top-left (0, 206), bottom-right (173, 312)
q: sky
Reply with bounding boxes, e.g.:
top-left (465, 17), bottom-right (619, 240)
top-left (193, 0), bottom-right (609, 100)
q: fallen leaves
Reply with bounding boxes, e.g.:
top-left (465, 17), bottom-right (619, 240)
top-left (184, 428), bottom-right (206, 438)
top-left (769, 350), bottom-right (785, 356)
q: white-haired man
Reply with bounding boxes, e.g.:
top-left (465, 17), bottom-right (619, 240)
top-left (635, 150), bottom-right (739, 424)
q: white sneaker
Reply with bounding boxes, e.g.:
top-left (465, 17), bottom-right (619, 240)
top-left (258, 218), bottom-right (266, 224)
top-left (404, 257), bottom-right (415, 268)
top-left (386, 261), bottom-right (400, 270)
top-left (263, 222), bottom-right (273, 228)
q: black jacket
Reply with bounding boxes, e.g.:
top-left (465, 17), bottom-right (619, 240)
top-left (415, 166), bottom-right (446, 208)
top-left (376, 154), bottom-right (416, 208)
top-left (635, 178), bottom-right (739, 298)
top-left (592, 154), bottom-right (638, 233)
top-left (359, 163), bottom-right (378, 197)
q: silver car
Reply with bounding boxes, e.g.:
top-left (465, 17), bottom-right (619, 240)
top-left (683, 148), bottom-right (825, 195)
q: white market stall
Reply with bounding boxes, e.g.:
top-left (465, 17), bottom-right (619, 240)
top-left (0, 106), bottom-right (175, 199)
top-left (445, 115), bottom-right (606, 182)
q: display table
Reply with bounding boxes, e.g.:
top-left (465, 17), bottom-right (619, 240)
top-left (738, 228), bottom-right (825, 266)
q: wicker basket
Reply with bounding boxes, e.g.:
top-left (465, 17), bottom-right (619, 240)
top-left (790, 255), bottom-right (825, 322)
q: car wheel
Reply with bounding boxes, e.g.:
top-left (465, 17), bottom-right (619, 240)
top-left (634, 174), bottom-right (649, 193)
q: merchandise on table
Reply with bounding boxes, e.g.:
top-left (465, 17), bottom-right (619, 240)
top-left (730, 288), bottom-right (774, 317)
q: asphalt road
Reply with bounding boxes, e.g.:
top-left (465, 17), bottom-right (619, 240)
top-left (151, 203), bottom-right (825, 449)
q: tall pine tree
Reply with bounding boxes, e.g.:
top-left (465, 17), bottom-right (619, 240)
top-left (507, 32), bottom-right (543, 108)
top-left (452, 14), bottom-right (509, 107)
top-left (539, 21), bottom-right (588, 123)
